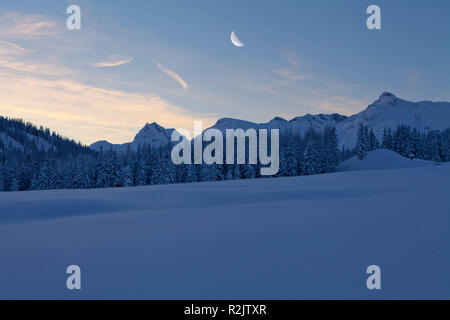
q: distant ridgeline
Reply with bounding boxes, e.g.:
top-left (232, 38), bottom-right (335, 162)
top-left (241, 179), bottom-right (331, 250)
top-left (0, 117), bottom-right (449, 192)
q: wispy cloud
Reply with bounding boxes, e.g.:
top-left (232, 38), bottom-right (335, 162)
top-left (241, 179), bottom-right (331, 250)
top-left (273, 69), bottom-right (310, 80)
top-left (91, 55), bottom-right (134, 68)
top-left (319, 96), bottom-right (364, 115)
top-left (273, 49), bottom-right (310, 81)
top-left (0, 13), bottom-right (57, 37)
top-left (0, 40), bottom-right (71, 75)
top-left (156, 63), bottom-right (188, 90)
top-left (234, 69), bottom-right (365, 118)
top-left (281, 48), bottom-right (301, 68)
top-left (0, 40), bottom-right (27, 55)
top-left (0, 59), bottom-right (71, 75)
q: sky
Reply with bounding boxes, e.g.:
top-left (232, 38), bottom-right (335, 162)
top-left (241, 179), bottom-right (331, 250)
top-left (0, 0), bottom-right (449, 145)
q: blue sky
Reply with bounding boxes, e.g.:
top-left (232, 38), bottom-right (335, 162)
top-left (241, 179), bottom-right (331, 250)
top-left (0, 0), bottom-right (449, 144)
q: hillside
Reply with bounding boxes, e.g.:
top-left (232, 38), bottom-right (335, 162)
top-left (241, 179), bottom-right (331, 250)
top-left (1, 165), bottom-right (449, 299)
top-left (0, 116), bottom-right (91, 156)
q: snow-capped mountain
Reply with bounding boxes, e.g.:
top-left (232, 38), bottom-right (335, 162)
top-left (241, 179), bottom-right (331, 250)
top-left (90, 122), bottom-right (177, 152)
top-left (207, 92), bottom-right (450, 148)
top-left (337, 92), bottom-right (450, 147)
top-left (89, 92), bottom-right (450, 150)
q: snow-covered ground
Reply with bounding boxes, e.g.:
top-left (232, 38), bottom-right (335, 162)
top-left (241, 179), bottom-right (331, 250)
top-left (0, 164), bottom-right (449, 299)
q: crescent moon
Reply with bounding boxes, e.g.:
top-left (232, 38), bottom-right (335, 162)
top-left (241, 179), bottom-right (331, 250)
top-left (230, 31), bottom-right (245, 47)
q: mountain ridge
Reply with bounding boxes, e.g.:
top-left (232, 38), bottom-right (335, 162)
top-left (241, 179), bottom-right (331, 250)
top-left (89, 92), bottom-right (450, 151)
top-left (90, 122), bottom-right (177, 152)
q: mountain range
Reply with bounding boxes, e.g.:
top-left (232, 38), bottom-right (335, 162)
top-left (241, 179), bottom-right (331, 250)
top-left (89, 92), bottom-right (450, 152)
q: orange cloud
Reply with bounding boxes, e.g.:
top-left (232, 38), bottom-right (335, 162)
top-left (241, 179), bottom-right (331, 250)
top-left (0, 13), bottom-right (58, 37)
top-left (319, 96), bottom-right (364, 115)
top-left (91, 55), bottom-right (134, 68)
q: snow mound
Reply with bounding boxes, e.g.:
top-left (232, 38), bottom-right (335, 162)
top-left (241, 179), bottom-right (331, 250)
top-left (337, 149), bottom-right (436, 172)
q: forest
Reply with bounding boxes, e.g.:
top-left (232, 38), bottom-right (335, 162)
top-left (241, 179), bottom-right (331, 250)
top-left (1, 116), bottom-right (449, 192)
